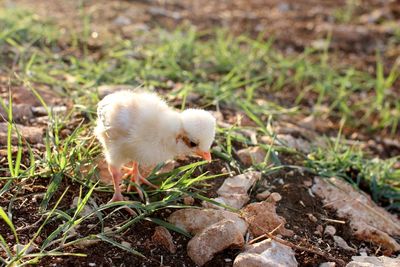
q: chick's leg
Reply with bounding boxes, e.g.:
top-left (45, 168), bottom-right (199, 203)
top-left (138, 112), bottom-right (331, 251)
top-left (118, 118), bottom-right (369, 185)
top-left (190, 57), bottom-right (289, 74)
top-left (125, 162), bottom-right (144, 200)
top-left (138, 164), bottom-right (158, 189)
top-left (108, 165), bottom-right (124, 202)
top-left (108, 165), bottom-right (137, 216)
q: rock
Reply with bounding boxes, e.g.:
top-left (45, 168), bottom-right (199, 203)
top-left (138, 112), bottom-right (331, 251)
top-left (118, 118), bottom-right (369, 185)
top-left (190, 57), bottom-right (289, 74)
top-left (270, 192), bottom-right (282, 202)
top-left (70, 197), bottom-right (94, 217)
top-left (353, 222), bottom-right (400, 255)
top-left (112, 15), bottom-right (132, 26)
top-left (233, 239), bottom-right (297, 267)
top-left (121, 241), bottom-right (131, 248)
top-left (237, 147), bottom-right (267, 166)
top-left (333, 235), bottom-right (356, 252)
top-left (315, 225), bottom-right (324, 236)
top-left (4, 86), bottom-right (64, 106)
top-left (256, 190), bottom-right (271, 201)
top-left (168, 208), bottom-right (248, 236)
top-left (303, 179), bottom-right (313, 187)
top-left (319, 262), bottom-right (336, 267)
top-left (312, 177), bottom-right (400, 254)
top-left (346, 255), bottom-right (400, 267)
top-left (31, 106), bottom-right (67, 116)
top-left (242, 200), bottom-right (293, 237)
top-left (0, 123), bottom-right (43, 144)
top-left (324, 225), bottom-right (336, 237)
top-left (0, 103), bottom-right (33, 122)
top-left (276, 134), bottom-right (311, 153)
top-left (203, 171), bottom-right (261, 209)
top-left (152, 226), bottom-right (176, 254)
top-left (307, 213), bottom-right (318, 223)
top-left (96, 85), bottom-right (139, 99)
top-left (183, 196), bottom-right (195, 206)
top-left (187, 220), bottom-right (244, 266)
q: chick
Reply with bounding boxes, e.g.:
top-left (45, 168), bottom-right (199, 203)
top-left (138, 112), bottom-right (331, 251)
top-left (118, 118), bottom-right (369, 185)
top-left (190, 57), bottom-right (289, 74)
top-left (95, 90), bottom-right (216, 203)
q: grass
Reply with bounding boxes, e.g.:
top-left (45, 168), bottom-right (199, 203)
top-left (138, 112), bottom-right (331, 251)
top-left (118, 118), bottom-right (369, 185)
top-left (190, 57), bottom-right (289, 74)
top-left (0, 7), bottom-right (399, 265)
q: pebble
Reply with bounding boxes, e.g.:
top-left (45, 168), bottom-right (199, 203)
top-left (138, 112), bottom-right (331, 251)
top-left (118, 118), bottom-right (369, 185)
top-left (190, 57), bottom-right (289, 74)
top-left (324, 225), bottom-right (336, 237)
top-left (183, 196), bottom-right (195, 206)
top-left (269, 192), bottom-right (282, 202)
top-left (255, 190), bottom-right (271, 201)
top-left (333, 235), bottom-right (357, 252)
top-left (307, 213), bottom-right (318, 223)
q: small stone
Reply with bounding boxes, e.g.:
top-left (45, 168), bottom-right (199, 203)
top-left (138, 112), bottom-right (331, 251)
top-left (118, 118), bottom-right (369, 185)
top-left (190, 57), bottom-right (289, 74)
top-left (324, 225), bottom-right (336, 237)
top-left (203, 171), bottom-right (261, 210)
top-left (303, 180), bottom-right (313, 187)
top-left (88, 263), bottom-right (96, 267)
top-left (237, 147), bottom-right (267, 166)
top-left (333, 235), bottom-right (356, 252)
top-left (112, 15), bottom-right (132, 26)
top-left (35, 236), bottom-right (43, 244)
top-left (70, 197), bottom-right (94, 217)
top-left (269, 192), bottom-right (282, 202)
top-left (316, 225), bottom-right (324, 236)
top-left (255, 190), bottom-right (271, 201)
top-left (242, 200), bottom-right (293, 237)
top-left (183, 196), bottom-right (195, 206)
top-left (307, 213), bottom-right (318, 223)
top-left (152, 226), bottom-right (176, 254)
top-left (0, 123), bottom-right (43, 145)
top-left (319, 262), bottom-right (336, 267)
top-left (121, 241), bottom-right (131, 248)
top-left (346, 255), bottom-right (400, 267)
top-left (168, 209), bottom-right (248, 236)
top-left (187, 220), bottom-right (244, 266)
top-left (234, 239), bottom-right (297, 267)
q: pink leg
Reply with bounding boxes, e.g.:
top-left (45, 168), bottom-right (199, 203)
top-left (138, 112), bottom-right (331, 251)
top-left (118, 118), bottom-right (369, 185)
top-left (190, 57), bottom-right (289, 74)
top-left (109, 165), bottom-right (124, 202)
top-left (124, 162), bottom-right (144, 200)
top-left (108, 165), bottom-right (136, 216)
top-left (139, 165), bottom-right (158, 189)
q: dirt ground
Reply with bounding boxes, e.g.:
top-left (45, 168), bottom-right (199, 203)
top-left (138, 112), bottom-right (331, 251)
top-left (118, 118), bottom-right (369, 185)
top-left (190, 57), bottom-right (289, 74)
top-left (1, 0), bottom-right (400, 266)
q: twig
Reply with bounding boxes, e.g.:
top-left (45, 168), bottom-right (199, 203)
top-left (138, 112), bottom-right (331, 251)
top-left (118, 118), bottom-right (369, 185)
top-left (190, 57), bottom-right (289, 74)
top-left (321, 218), bottom-right (346, 224)
top-left (253, 223), bottom-right (346, 266)
top-left (248, 223), bottom-right (283, 245)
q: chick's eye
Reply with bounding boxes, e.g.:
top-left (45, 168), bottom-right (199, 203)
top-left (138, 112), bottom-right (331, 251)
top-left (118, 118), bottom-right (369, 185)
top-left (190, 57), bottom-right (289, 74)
top-left (189, 141), bottom-right (197, 148)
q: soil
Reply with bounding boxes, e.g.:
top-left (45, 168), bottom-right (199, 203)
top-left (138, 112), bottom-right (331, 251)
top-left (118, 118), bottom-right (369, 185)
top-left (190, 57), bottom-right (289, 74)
top-left (0, 157), bottom-right (381, 267)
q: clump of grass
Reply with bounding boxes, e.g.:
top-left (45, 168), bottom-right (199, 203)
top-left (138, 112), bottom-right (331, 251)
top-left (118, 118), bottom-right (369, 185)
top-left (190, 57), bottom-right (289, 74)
top-left (306, 139), bottom-right (400, 211)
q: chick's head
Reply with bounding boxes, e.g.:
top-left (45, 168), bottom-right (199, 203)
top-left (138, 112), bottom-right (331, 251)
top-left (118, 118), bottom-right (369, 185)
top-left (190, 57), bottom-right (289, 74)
top-left (178, 109), bottom-right (216, 161)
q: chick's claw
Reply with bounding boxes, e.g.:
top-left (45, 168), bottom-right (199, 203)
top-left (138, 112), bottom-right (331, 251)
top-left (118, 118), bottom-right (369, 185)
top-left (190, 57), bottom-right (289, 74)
top-left (108, 193), bottom-right (137, 216)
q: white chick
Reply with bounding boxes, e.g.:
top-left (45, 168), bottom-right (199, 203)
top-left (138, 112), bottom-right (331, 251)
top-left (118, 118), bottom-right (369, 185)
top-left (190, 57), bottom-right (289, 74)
top-left (95, 90), bottom-right (216, 203)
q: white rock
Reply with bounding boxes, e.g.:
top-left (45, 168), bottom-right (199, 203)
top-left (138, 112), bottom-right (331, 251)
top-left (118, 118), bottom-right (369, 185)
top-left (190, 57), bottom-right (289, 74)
top-left (0, 123), bottom-right (43, 145)
top-left (333, 235), bottom-right (356, 252)
top-left (187, 220), bottom-right (244, 266)
top-left (312, 176), bottom-right (400, 253)
top-left (242, 200), bottom-right (293, 237)
top-left (256, 190), bottom-right (271, 201)
top-left (324, 225), bottom-right (336, 237)
top-left (233, 239), bottom-right (298, 267)
top-left (237, 147), bottom-right (267, 166)
top-left (270, 192), bottom-right (282, 202)
top-left (319, 262), bottom-right (336, 267)
top-left (70, 197), bottom-right (94, 217)
top-left (168, 208), bottom-right (248, 236)
top-left (203, 171), bottom-right (261, 209)
top-left (346, 255), bottom-right (400, 267)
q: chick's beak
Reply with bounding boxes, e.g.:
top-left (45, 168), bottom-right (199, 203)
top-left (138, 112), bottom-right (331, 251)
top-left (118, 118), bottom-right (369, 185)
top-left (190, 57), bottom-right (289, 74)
top-left (195, 150), bottom-right (212, 162)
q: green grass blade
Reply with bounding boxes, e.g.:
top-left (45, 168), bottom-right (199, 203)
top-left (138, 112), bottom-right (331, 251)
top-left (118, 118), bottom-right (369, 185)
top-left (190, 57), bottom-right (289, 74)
top-left (0, 206), bottom-right (19, 244)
